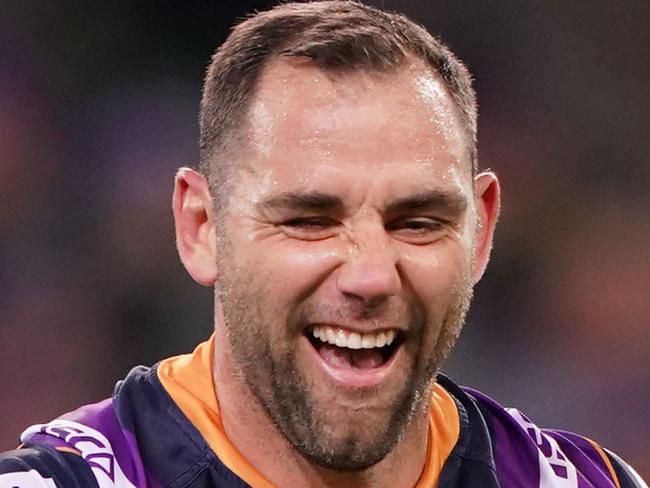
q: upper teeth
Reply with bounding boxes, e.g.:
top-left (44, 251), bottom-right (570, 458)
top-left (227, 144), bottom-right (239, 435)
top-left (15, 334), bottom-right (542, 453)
top-left (312, 325), bottom-right (397, 350)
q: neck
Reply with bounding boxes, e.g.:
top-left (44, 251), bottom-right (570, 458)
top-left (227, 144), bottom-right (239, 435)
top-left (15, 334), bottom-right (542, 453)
top-left (212, 324), bottom-right (431, 488)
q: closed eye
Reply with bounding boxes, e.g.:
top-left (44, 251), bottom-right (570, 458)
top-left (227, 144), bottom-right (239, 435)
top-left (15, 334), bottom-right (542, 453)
top-left (385, 217), bottom-right (445, 244)
top-left (280, 217), bottom-right (340, 240)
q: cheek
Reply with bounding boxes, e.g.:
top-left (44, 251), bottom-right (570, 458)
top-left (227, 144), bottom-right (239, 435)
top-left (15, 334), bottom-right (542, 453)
top-left (241, 240), bottom-right (342, 297)
top-left (400, 242), bottom-right (471, 303)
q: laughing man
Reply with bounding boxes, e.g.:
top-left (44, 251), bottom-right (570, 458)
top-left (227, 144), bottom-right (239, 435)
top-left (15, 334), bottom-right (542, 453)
top-left (1, 2), bottom-right (646, 487)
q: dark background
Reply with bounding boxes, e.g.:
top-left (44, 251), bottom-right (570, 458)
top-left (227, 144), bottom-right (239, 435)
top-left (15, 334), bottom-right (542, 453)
top-left (1, 0), bottom-right (648, 479)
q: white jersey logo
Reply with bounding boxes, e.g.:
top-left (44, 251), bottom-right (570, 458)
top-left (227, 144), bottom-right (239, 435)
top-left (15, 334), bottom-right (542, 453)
top-left (507, 409), bottom-right (578, 488)
top-left (21, 420), bottom-right (137, 488)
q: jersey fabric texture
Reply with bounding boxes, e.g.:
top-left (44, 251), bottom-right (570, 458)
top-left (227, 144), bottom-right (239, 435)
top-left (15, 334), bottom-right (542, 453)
top-left (1, 337), bottom-right (646, 488)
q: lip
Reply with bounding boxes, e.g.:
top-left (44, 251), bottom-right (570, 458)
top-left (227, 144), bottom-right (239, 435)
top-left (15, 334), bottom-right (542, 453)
top-left (301, 334), bottom-right (403, 388)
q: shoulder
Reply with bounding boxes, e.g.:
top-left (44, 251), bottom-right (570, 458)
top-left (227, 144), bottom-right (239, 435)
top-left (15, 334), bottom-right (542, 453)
top-left (438, 375), bottom-right (647, 488)
top-left (16, 413), bottom-right (141, 488)
top-left (2, 366), bottom-right (157, 488)
top-left (0, 443), bottom-right (98, 487)
top-left (1, 362), bottom-right (226, 488)
top-left (496, 406), bottom-right (646, 488)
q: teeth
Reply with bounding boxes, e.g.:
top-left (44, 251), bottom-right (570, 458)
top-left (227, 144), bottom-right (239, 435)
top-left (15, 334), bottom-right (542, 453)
top-left (312, 325), bottom-right (398, 350)
top-left (335, 329), bottom-right (347, 347)
top-left (348, 332), bottom-right (361, 349)
top-left (375, 331), bottom-right (386, 348)
top-left (386, 329), bottom-right (395, 345)
top-left (361, 334), bottom-right (375, 349)
top-left (326, 327), bottom-right (336, 344)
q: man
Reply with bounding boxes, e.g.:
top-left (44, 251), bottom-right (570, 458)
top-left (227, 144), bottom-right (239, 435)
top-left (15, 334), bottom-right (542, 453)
top-left (0, 2), bottom-right (646, 487)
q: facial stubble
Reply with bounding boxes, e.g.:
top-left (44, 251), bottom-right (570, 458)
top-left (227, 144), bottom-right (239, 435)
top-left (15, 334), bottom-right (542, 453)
top-left (215, 240), bottom-right (473, 472)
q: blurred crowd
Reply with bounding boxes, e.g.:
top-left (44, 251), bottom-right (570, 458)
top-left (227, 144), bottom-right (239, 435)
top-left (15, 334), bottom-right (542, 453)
top-left (1, 0), bottom-right (648, 478)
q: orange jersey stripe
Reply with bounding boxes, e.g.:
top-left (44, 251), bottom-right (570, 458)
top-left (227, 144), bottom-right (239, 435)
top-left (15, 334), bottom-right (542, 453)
top-left (18, 443), bottom-right (81, 457)
top-left (157, 338), bottom-right (275, 488)
top-left (55, 446), bottom-right (82, 456)
top-left (415, 383), bottom-right (461, 488)
top-left (586, 437), bottom-right (622, 488)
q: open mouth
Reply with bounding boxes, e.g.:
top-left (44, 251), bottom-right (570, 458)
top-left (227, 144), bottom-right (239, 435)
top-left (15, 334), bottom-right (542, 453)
top-left (306, 325), bottom-right (404, 371)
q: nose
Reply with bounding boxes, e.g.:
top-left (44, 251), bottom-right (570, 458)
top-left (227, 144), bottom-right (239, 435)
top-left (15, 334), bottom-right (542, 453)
top-left (336, 234), bottom-right (401, 304)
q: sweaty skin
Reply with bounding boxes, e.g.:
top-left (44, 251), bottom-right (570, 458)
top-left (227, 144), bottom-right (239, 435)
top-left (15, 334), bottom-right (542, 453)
top-left (175, 58), bottom-right (500, 488)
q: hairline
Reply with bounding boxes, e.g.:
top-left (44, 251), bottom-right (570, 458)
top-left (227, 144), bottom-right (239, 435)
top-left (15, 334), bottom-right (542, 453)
top-left (202, 55), bottom-right (476, 211)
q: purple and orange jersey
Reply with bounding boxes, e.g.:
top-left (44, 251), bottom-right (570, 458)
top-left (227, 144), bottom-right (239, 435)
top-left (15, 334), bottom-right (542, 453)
top-left (0, 337), bottom-right (646, 487)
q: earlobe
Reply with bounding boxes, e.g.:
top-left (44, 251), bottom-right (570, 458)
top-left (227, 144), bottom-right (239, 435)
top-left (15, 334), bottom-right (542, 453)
top-left (471, 171), bottom-right (501, 285)
top-left (172, 167), bottom-right (219, 286)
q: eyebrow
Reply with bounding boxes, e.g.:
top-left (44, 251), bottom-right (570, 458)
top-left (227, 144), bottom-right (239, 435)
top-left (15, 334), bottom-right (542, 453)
top-left (257, 189), bottom-right (468, 215)
top-left (384, 190), bottom-right (468, 215)
top-left (257, 191), bottom-right (344, 213)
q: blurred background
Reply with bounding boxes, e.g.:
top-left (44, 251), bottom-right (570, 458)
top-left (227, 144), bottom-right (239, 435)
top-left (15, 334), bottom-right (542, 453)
top-left (1, 0), bottom-right (648, 479)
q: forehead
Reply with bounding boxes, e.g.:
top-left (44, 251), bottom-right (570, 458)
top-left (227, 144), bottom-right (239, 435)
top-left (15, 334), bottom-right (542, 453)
top-left (239, 59), bottom-right (472, 192)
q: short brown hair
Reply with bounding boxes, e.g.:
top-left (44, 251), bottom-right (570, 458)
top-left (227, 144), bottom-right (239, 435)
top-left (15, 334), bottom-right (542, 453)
top-left (199, 1), bottom-right (477, 202)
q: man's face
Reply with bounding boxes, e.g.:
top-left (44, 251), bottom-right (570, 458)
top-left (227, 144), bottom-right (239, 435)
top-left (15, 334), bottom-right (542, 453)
top-left (215, 60), bottom-right (478, 470)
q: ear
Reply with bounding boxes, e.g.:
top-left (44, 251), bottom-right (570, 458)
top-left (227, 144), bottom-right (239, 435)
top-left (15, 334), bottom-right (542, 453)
top-left (172, 167), bottom-right (218, 286)
top-left (471, 171), bottom-right (501, 285)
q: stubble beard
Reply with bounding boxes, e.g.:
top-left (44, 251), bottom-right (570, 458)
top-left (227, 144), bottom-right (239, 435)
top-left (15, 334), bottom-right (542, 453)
top-left (216, 253), bottom-right (473, 472)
